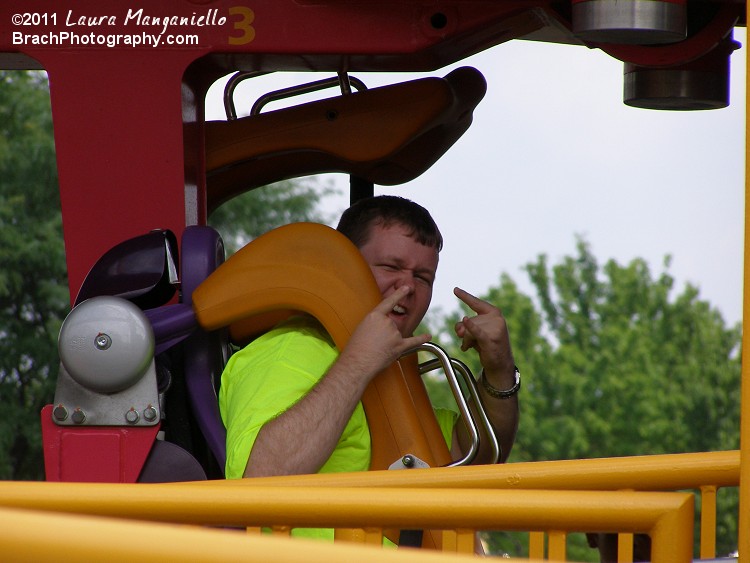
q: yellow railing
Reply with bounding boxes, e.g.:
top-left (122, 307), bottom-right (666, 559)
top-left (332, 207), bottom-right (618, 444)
top-left (216, 450), bottom-right (739, 559)
top-left (0, 481), bottom-right (693, 562)
top-left (0, 505), bottom-right (482, 563)
top-left (1, 450), bottom-right (739, 561)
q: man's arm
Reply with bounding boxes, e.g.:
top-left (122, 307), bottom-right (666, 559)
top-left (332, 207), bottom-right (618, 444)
top-left (452, 287), bottom-right (519, 464)
top-left (243, 285), bottom-right (431, 477)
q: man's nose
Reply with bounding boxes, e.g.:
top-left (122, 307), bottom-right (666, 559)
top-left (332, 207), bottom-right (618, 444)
top-left (393, 272), bottom-right (415, 291)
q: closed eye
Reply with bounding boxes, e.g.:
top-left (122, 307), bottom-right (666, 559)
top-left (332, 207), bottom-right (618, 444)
top-left (377, 263), bottom-right (434, 287)
top-left (377, 263), bottom-right (399, 273)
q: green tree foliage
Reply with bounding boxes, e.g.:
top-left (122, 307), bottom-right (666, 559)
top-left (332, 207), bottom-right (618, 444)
top-left (208, 178), bottom-right (338, 254)
top-left (0, 71), bottom-right (67, 480)
top-left (426, 238), bottom-right (741, 558)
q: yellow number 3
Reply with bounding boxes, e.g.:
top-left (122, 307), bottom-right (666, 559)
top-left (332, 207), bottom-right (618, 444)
top-left (228, 6), bottom-right (255, 45)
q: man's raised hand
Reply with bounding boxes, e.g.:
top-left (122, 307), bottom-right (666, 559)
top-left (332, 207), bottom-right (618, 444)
top-left (453, 287), bottom-right (513, 374)
top-left (342, 286), bottom-right (431, 381)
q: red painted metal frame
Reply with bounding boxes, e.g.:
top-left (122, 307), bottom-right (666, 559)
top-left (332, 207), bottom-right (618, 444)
top-left (0, 0), bottom-right (554, 305)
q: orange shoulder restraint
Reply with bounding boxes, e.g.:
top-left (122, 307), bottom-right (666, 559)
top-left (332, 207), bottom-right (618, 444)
top-left (191, 222), bottom-right (452, 472)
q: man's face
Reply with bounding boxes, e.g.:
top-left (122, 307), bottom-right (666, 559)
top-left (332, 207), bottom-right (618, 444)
top-left (358, 222), bottom-right (439, 337)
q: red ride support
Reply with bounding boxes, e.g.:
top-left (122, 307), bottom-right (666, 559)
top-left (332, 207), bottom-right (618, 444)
top-left (41, 405), bottom-right (161, 482)
top-left (39, 51), bottom-right (201, 304)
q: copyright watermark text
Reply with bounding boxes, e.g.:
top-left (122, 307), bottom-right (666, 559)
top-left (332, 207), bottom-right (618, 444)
top-left (9, 7), bottom-right (236, 48)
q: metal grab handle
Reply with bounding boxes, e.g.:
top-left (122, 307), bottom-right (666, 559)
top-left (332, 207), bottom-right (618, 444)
top-left (413, 342), bottom-right (501, 466)
top-left (222, 71), bottom-right (267, 120)
top-left (401, 342), bottom-right (477, 467)
top-left (444, 357), bottom-right (501, 465)
top-left (222, 71), bottom-right (367, 120)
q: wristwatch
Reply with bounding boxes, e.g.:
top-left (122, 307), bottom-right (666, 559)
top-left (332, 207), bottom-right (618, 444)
top-left (480, 365), bottom-right (521, 398)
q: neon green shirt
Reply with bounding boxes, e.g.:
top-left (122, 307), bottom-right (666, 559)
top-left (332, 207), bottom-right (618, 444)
top-left (220, 315), bottom-right (371, 480)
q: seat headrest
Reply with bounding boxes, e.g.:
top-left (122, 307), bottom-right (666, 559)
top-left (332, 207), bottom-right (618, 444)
top-left (191, 222), bottom-right (381, 350)
top-left (75, 230), bottom-right (178, 309)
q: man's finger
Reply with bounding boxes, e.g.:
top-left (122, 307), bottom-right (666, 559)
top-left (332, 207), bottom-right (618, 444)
top-left (402, 332), bottom-right (432, 352)
top-left (459, 317), bottom-right (478, 351)
top-left (454, 287), bottom-right (495, 314)
top-left (375, 285), bottom-right (411, 314)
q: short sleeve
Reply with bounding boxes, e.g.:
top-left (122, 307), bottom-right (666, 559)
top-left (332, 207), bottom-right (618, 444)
top-left (219, 316), bottom-right (370, 479)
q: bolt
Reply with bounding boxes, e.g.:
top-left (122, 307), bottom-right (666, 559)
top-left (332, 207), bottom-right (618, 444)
top-left (53, 404), bottom-right (68, 421)
top-left (71, 409), bottom-right (86, 424)
top-left (402, 455), bottom-right (415, 468)
top-left (430, 12), bottom-right (448, 30)
top-left (95, 332), bottom-right (112, 350)
top-left (143, 405), bottom-right (158, 422)
top-left (125, 408), bottom-right (140, 424)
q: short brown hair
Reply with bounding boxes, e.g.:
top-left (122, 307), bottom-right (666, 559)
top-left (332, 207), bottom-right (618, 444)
top-left (336, 195), bottom-right (443, 252)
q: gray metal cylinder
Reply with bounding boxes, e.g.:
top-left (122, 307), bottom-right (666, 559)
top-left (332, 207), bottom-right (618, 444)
top-left (624, 67), bottom-right (729, 110)
top-left (58, 296), bottom-right (155, 393)
top-left (573, 0), bottom-right (687, 44)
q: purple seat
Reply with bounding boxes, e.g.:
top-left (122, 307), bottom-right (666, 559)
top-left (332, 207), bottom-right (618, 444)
top-left (73, 226), bottom-right (228, 477)
top-left (179, 225), bottom-right (228, 474)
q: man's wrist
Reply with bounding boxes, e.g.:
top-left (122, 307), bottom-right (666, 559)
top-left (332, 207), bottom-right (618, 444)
top-left (480, 366), bottom-right (521, 399)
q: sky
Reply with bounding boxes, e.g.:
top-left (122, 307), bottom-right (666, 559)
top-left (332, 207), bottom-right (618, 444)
top-left (206, 29), bottom-right (747, 326)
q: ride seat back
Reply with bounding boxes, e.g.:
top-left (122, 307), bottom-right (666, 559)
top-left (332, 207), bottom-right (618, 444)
top-left (204, 66), bottom-right (486, 214)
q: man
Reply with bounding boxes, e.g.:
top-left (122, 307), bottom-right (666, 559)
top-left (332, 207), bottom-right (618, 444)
top-left (219, 195), bottom-right (519, 481)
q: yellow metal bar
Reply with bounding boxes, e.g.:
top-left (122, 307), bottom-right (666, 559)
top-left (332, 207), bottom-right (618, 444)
top-left (216, 448), bottom-right (736, 559)
top-left (454, 530), bottom-right (475, 554)
top-left (547, 530), bottom-right (566, 561)
top-left (0, 506), bottom-right (480, 563)
top-left (618, 533), bottom-right (634, 563)
top-left (208, 450), bottom-right (733, 559)
top-left (650, 491), bottom-right (694, 563)
top-left (441, 529), bottom-right (474, 553)
top-left (335, 528), bottom-right (383, 544)
top-left (363, 528), bottom-right (383, 546)
top-left (211, 450), bottom-right (739, 492)
top-left (442, 530), bottom-right (458, 551)
top-left (529, 531), bottom-right (546, 559)
top-left (699, 485), bottom-right (717, 559)
top-left (0, 482), bottom-right (685, 533)
top-left (0, 482), bottom-right (693, 563)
